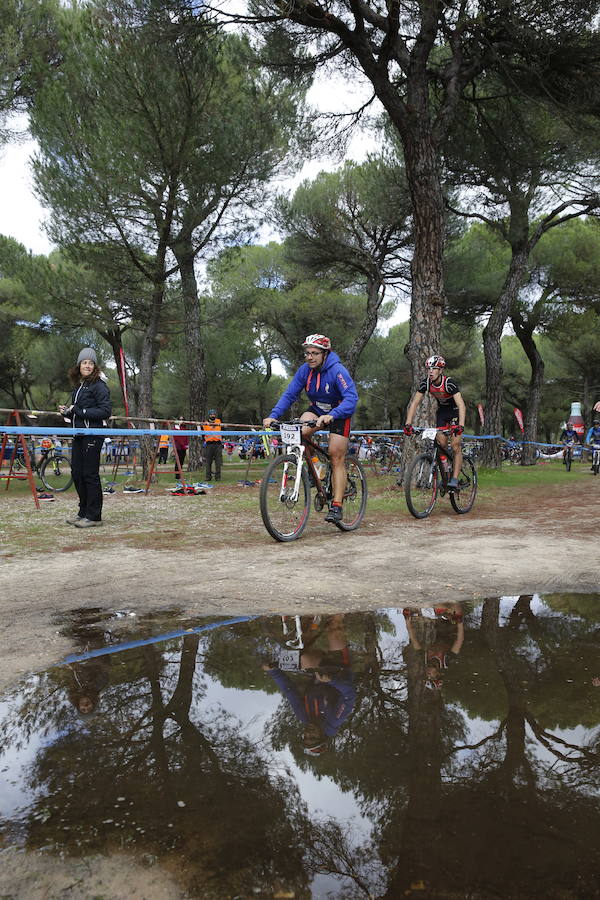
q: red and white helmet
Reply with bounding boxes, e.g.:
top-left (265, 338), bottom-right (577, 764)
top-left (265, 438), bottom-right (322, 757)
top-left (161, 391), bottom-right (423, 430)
top-left (426, 354), bottom-right (446, 369)
top-left (303, 334), bottom-right (331, 351)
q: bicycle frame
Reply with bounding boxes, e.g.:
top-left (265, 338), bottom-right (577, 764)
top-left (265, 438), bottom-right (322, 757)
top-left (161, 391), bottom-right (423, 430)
top-left (424, 426), bottom-right (454, 491)
top-left (278, 425), bottom-right (331, 506)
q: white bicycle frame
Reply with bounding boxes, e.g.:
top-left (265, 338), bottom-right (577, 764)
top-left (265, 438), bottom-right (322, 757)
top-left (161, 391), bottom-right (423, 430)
top-left (279, 423), bottom-right (306, 503)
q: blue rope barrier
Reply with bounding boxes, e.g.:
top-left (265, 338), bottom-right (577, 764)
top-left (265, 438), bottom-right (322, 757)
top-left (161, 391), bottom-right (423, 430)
top-left (0, 424), bottom-right (574, 450)
top-left (63, 614), bottom-right (260, 664)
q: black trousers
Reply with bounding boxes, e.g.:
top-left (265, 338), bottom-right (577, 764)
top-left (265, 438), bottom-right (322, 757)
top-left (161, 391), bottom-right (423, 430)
top-left (71, 435), bottom-right (104, 521)
top-left (174, 447), bottom-right (187, 479)
top-left (204, 442), bottom-right (222, 480)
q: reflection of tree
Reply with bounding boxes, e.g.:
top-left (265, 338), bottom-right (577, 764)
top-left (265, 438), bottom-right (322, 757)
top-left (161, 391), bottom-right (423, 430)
top-left (7, 634), bottom-right (311, 897)
top-left (3, 604), bottom-right (600, 898)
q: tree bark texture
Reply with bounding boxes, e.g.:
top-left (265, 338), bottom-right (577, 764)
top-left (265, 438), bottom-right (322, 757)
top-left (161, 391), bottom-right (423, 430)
top-left (172, 242), bottom-right (207, 471)
top-left (481, 248), bottom-right (530, 467)
top-left (346, 277), bottom-right (385, 376)
top-left (511, 310), bottom-right (545, 466)
top-left (138, 281), bottom-right (165, 478)
top-left (403, 132), bottom-right (446, 408)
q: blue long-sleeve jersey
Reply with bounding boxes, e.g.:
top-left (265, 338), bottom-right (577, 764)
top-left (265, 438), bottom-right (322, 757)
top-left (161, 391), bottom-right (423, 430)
top-left (267, 668), bottom-right (356, 737)
top-left (269, 351), bottom-right (358, 421)
top-left (585, 425), bottom-right (600, 445)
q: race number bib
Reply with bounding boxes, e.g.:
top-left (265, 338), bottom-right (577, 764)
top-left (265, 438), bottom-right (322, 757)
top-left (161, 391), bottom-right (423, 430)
top-left (422, 428), bottom-right (437, 441)
top-left (278, 649), bottom-right (301, 671)
top-left (281, 423), bottom-right (302, 446)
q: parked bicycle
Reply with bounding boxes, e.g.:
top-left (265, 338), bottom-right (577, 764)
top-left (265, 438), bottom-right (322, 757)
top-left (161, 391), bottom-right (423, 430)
top-left (369, 435), bottom-right (405, 485)
top-left (9, 438), bottom-right (73, 492)
top-left (404, 426), bottom-right (477, 518)
top-left (259, 420), bottom-right (367, 542)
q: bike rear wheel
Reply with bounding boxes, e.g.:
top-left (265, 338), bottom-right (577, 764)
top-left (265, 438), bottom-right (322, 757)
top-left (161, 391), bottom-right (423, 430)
top-left (449, 458), bottom-right (478, 514)
top-left (40, 454), bottom-right (73, 492)
top-left (405, 453), bottom-right (437, 519)
top-left (335, 456), bottom-right (368, 531)
top-left (259, 454), bottom-right (310, 542)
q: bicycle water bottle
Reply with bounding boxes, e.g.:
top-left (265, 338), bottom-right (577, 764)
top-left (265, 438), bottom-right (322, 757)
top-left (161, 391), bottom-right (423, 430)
top-left (567, 401), bottom-right (585, 439)
top-left (440, 453), bottom-right (450, 472)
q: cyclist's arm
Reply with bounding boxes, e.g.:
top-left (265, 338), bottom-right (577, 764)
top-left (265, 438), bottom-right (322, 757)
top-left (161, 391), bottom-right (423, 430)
top-left (265, 668), bottom-right (309, 722)
top-left (328, 366), bottom-right (359, 419)
top-left (267, 367), bottom-right (307, 422)
top-left (405, 391), bottom-right (425, 426)
top-left (453, 392), bottom-right (466, 427)
top-left (451, 622), bottom-right (465, 655)
top-left (405, 616), bottom-right (422, 650)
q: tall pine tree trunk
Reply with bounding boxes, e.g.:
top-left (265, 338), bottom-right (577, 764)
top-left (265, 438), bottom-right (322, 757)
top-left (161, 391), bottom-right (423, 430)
top-left (346, 277), bottom-right (385, 376)
top-left (138, 281), bottom-right (165, 476)
top-left (403, 131), bottom-right (446, 409)
top-left (481, 248), bottom-right (529, 467)
top-left (511, 309), bottom-right (544, 466)
top-left (172, 242), bottom-right (207, 471)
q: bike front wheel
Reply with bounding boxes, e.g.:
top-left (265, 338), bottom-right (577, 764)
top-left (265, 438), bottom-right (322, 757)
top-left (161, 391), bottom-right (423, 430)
top-left (450, 458), bottom-right (478, 514)
top-left (565, 450), bottom-right (572, 472)
top-left (405, 453), bottom-right (437, 519)
top-left (259, 454), bottom-right (310, 542)
top-left (40, 454), bottom-right (73, 492)
top-left (335, 456), bottom-right (368, 531)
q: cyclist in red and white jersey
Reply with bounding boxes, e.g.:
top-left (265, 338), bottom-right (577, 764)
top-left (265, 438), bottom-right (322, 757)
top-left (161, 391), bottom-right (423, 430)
top-left (403, 355), bottom-right (466, 491)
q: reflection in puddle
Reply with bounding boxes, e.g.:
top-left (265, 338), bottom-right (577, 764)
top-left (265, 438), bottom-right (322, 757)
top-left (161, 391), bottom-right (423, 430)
top-left (1, 596), bottom-right (599, 898)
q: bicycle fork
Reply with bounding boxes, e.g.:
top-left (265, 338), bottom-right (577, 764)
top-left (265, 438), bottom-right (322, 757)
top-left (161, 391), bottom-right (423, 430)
top-left (280, 445), bottom-right (305, 503)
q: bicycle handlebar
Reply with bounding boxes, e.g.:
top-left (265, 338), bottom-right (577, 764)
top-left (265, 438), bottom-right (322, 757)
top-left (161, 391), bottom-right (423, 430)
top-left (268, 419), bottom-right (320, 429)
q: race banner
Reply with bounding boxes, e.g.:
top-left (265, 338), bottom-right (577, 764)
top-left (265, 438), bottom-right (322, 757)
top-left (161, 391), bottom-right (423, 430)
top-left (477, 403), bottom-right (485, 427)
top-left (513, 407), bottom-right (525, 433)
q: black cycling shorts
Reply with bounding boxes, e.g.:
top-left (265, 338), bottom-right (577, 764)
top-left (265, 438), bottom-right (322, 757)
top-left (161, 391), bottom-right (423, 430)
top-left (307, 409), bottom-right (351, 438)
top-left (436, 406), bottom-right (459, 428)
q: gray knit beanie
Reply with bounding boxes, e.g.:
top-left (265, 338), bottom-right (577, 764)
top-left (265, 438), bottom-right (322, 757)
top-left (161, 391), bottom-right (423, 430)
top-left (77, 348), bottom-right (97, 365)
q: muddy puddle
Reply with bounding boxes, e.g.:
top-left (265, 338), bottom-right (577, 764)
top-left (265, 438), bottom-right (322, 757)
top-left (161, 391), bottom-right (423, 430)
top-left (1, 595), bottom-right (599, 899)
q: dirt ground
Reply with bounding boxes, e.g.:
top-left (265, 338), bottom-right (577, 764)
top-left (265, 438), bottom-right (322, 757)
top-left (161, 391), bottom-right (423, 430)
top-left (1, 474), bottom-right (599, 698)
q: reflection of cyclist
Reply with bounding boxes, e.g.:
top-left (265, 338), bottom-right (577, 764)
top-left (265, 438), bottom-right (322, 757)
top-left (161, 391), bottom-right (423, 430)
top-left (262, 334), bottom-right (359, 524)
top-left (403, 604), bottom-right (465, 691)
top-left (403, 355), bottom-right (466, 492)
top-left (263, 615), bottom-right (356, 755)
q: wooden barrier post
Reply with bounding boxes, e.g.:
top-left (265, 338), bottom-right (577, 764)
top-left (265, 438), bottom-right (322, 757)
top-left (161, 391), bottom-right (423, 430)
top-left (1, 411), bottom-right (40, 508)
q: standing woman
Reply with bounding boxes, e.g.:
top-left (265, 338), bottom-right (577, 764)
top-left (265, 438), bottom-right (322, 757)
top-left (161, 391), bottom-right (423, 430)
top-left (59, 348), bottom-right (112, 528)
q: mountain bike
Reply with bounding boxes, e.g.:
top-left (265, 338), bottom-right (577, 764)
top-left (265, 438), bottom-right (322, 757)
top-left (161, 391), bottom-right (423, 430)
top-left (259, 420), bottom-right (367, 542)
top-left (9, 439), bottom-right (73, 492)
top-left (588, 442), bottom-right (600, 475)
top-left (404, 426), bottom-right (477, 519)
top-left (562, 441), bottom-right (575, 472)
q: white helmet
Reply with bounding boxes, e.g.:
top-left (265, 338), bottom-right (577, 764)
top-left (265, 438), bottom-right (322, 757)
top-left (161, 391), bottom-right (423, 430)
top-left (302, 334), bottom-right (331, 351)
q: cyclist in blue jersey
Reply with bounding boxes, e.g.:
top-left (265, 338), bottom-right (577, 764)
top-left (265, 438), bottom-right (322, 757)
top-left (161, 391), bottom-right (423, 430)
top-left (263, 334), bottom-right (359, 524)
top-left (561, 423), bottom-right (581, 444)
top-left (585, 419), bottom-right (600, 469)
top-left (403, 355), bottom-right (466, 491)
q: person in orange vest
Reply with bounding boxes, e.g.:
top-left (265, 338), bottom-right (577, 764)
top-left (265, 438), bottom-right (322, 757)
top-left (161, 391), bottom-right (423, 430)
top-left (203, 409), bottom-right (222, 481)
top-left (158, 432), bottom-right (170, 465)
